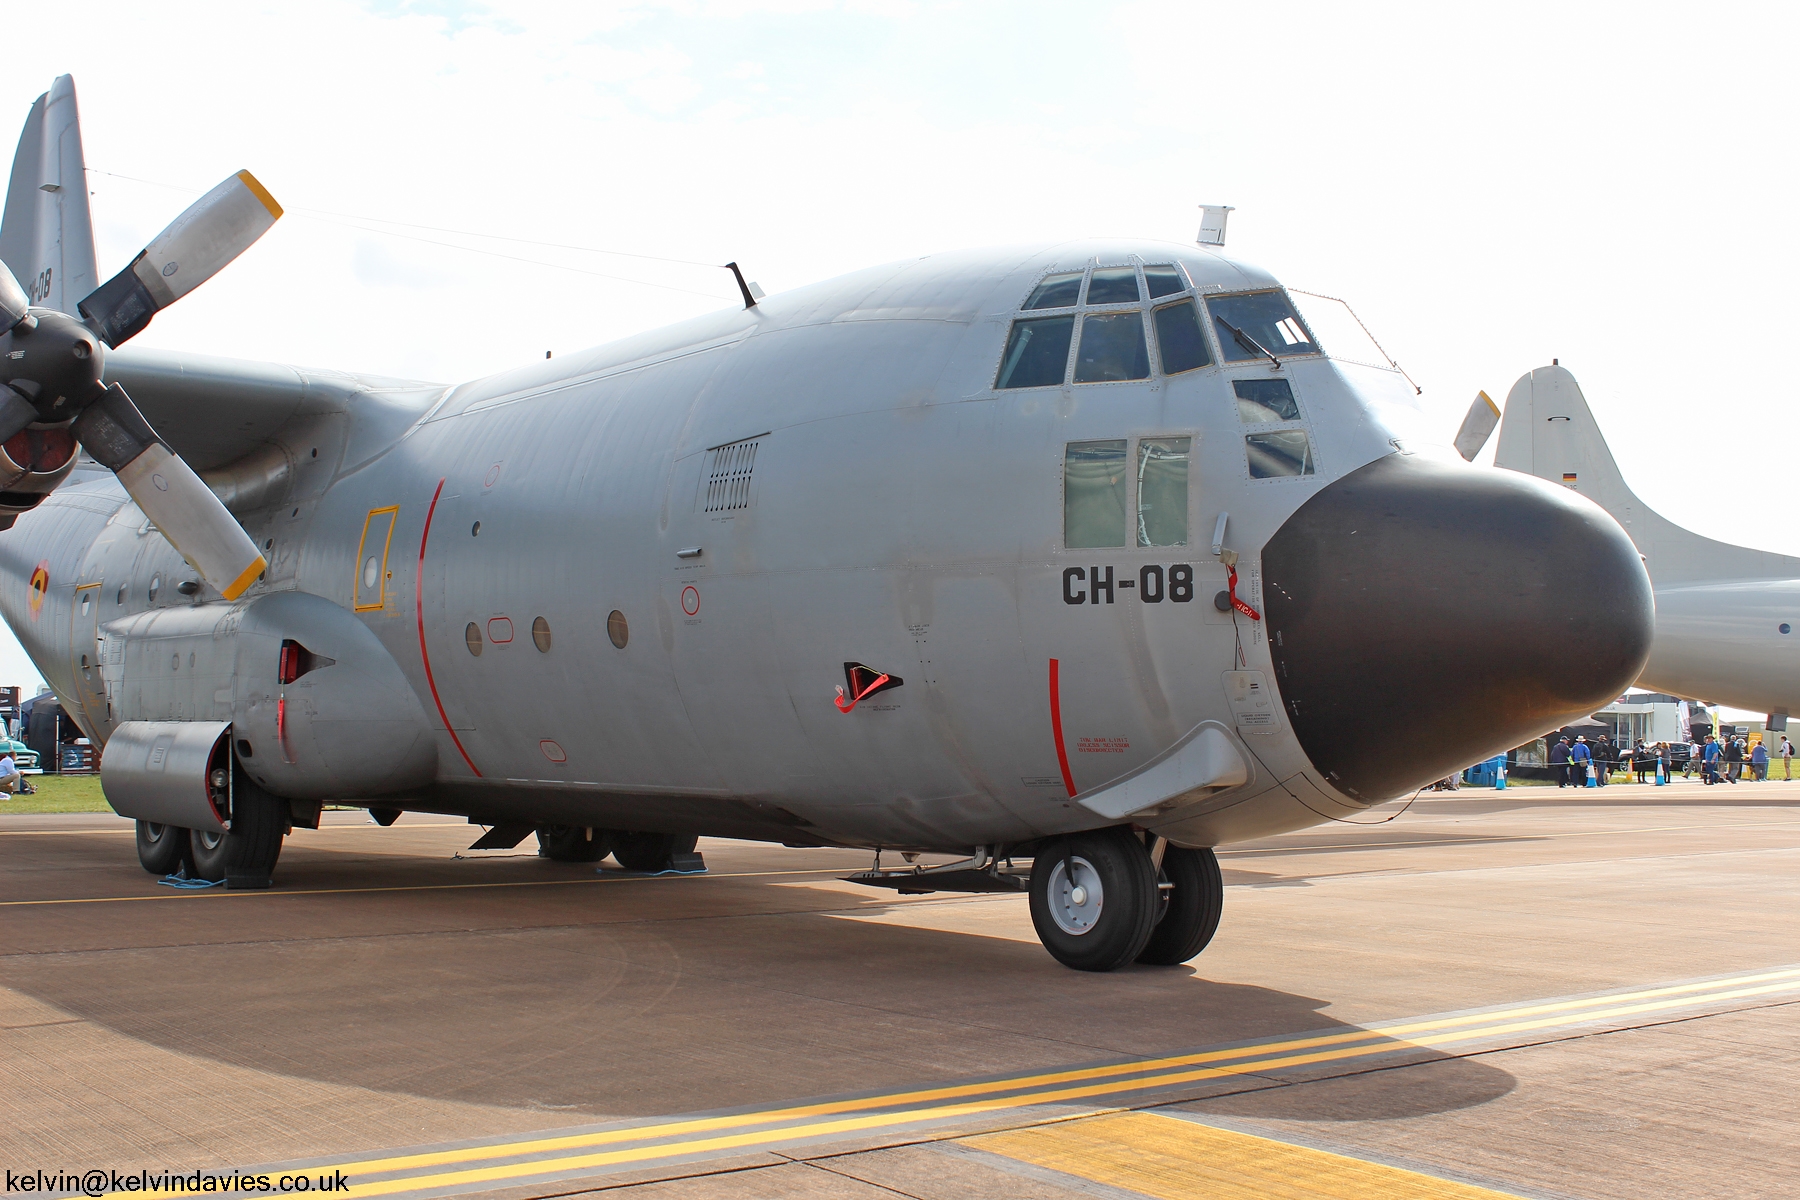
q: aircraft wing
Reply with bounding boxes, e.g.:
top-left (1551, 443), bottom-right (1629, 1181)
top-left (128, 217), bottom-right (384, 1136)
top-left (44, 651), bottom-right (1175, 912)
top-left (102, 346), bottom-right (443, 473)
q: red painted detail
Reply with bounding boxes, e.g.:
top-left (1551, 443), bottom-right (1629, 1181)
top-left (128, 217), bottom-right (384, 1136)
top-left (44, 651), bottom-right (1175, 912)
top-left (417, 478), bottom-right (482, 777)
top-left (4, 427), bottom-right (76, 473)
top-left (1227, 565), bottom-right (1261, 621)
top-left (278, 642), bottom-right (302, 685)
top-left (1048, 658), bottom-right (1076, 798)
top-left (834, 671), bottom-right (891, 714)
top-left (277, 694), bottom-right (294, 764)
top-left (483, 462), bottom-right (502, 488)
top-left (540, 739), bottom-right (566, 763)
top-left (487, 616), bottom-right (514, 644)
top-left (681, 585), bottom-right (701, 616)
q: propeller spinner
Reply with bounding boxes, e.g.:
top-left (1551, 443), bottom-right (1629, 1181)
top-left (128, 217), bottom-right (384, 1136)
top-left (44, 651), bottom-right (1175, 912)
top-left (0, 171), bottom-right (281, 600)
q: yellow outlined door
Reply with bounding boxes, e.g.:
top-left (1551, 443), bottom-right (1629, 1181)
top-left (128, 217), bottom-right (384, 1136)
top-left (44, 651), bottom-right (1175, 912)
top-left (354, 507), bottom-right (400, 612)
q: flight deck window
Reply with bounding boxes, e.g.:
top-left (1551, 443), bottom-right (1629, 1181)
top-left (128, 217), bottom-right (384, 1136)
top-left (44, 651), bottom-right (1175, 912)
top-left (1137, 437), bottom-right (1190, 547)
top-left (997, 315), bottom-right (1076, 388)
top-left (1207, 291), bottom-right (1318, 361)
top-left (1024, 272), bottom-right (1083, 310)
top-left (1143, 264), bottom-right (1186, 298)
top-left (1153, 301), bottom-right (1210, 375)
top-left (1064, 440), bottom-right (1129, 548)
top-left (1245, 430), bottom-right (1315, 478)
top-left (1233, 378), bottom-right (1300, 423)
top-left (1074, 313), bottom-right (1150, 383)
top-left (1086, 267), bottom-right (1141, 306)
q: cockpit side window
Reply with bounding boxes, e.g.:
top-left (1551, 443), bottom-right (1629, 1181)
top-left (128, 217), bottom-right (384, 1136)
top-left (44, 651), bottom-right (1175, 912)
top-left (1143, 264), bottom-right (1186, 298)
top-left (1073, 313), bottom-right (1150, 383)
top-left (996, 315), bottom-right (1076, 389)
top-left (1206, 291), bottom-right (1318, 362)
top-left (1023, 272), bottom-right (1084, 310)
top-left (1233, 379), bottom-right (1300, 423)
top-left (1245, 431), bottom-right (1314, 478)
top-left (1136, 437), bottom-right (1190, 547)
top-left (1233, 378), bottom-right (1314, 478)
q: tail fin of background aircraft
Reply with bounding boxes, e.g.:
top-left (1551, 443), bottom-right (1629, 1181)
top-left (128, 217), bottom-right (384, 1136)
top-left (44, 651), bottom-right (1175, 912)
top-left (0, 76), bottom-right (98, 314)
top-left (1492, 364), bottom-right (1800, 585)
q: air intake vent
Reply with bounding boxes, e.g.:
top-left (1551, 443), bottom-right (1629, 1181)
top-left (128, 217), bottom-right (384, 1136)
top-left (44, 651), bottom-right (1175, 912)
top-left (701, 438), bottom-right (761, 513)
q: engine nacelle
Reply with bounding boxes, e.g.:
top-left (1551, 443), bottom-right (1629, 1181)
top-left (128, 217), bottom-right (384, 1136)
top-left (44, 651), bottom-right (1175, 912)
top-left (101, 590), bottom-right (438, 802)
top-left (0, 424), bottom-right (80, 527)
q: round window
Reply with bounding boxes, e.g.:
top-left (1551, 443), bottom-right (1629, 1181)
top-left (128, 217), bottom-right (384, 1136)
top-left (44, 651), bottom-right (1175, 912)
top-left (148, 575), bottom-right (161, 602)
top-left (362, 555), bottom-right (380, 590)
top-left (532, 616), bottom-right (552, 653)
top-left (607, 610), bottom-right (629, 649)
top-left (465, 622), bottom-right (483, 656)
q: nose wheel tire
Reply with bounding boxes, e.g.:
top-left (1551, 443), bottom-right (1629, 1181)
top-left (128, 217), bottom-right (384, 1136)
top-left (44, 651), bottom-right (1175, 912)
top-left (188, 780), bottom-right (286, 886)
top-left (1028, 828), bottom-right (1158, 972)
top-left (1136, 845), bottom-right (1223, 965)
top-left (536, 825), bottom-right (610, 863)
top-left (134, 821), bottom-right (191, 876)
top-left (608, 831), bottom-right (698, 872)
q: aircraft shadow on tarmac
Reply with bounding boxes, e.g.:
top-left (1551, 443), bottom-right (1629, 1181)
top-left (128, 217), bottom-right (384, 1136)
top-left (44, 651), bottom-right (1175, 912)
top-left (4, 852), bottom-right (1517, 1123)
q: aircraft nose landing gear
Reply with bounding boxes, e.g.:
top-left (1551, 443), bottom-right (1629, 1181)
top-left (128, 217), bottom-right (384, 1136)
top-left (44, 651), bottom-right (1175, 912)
top-left (1028, 829), bottom-right (1224, 972)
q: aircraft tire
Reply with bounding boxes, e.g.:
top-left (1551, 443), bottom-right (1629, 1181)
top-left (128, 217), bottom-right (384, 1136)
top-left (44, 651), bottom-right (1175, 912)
top-left (1028, 828), bottom-right (1158, 972)
top-left (609, 831), bottom-right (698, 872)
top-left (134, 821), bottom-right (191, 876)
top-left (188, 782), bottom-right (286, 885)
top-left (536, 825), bottom-right (610, 863)
top-left (1136, 846), bottom-right (1223, 966)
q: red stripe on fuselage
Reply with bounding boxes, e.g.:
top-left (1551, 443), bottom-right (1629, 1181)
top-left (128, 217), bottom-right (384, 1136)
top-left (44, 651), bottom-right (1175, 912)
top-left (417, 478), bottom-right (481, 777)
top-left (1049, 658), bottom-right (1076, 798)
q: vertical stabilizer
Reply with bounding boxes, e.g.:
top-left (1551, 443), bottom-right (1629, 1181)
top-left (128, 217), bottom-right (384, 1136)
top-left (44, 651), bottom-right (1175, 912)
top-left (1494, 364), bottom-right (1800, 584)
top-left (0, 76), bottom-right (98, 315)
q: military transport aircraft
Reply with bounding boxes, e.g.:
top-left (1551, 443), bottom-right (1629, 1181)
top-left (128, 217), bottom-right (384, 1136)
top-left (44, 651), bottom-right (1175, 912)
top-left (0, 77), bottom-right (1654, 972)
top-left (1456, 367), bottom-right (1799, 727)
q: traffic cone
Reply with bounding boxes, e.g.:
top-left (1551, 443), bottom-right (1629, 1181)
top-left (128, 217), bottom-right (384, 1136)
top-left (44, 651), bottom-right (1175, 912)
top-left (1586, 762), bottom-right (1597, 787)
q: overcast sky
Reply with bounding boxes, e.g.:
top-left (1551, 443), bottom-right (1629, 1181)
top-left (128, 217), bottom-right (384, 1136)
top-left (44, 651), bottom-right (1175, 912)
top-left (4, 1), bottom-right (1793, 719)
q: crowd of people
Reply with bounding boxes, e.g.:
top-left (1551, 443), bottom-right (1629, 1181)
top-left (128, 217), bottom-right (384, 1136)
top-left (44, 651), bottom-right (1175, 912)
top-left (1546, 732), bottom-right (1794, 786)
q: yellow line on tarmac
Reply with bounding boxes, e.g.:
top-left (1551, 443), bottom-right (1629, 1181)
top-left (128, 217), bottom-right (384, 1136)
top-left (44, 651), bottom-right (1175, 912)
top-left (125, 965), bottom-right (1794, 1200)
top-left (973, 1111), bottom-right (1518, 1199)
top-left (0, 867), bottom-right (852, 907)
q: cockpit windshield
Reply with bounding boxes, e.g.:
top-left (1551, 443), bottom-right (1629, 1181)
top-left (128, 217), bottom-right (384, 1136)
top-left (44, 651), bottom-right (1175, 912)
top-left (1205, 291), bottom-right (1318, 362)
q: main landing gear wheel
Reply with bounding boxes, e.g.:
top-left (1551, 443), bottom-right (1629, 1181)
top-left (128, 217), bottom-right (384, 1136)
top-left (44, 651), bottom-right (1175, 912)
top-left (1136, 845), bottom-right (1223, 966)
top-left (536, 825), bottom-right (610, 863)
top-left (1028, 828), bottom-right (1158, 972)
top-left (608, 831), bottom-right (698, 872)
top-left (134, 821), bottom-right (190, 876)
top-left (188, 780), bottom-right (286, 887)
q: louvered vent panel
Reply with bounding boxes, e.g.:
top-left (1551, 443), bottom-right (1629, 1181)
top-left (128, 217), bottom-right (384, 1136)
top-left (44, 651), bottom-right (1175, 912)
top-left (701, 439), bottom-right (760, 513)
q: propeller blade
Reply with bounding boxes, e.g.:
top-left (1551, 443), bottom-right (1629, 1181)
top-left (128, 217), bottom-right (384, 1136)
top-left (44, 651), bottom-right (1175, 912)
top-left (0, 258), bottom-right (29, 332)
top-left (1453, 390), bottom-right (1500, 461)
top-left (72, 384), bottom-right (266, 599)
top-left (77, 170), bottom-right (282, 347)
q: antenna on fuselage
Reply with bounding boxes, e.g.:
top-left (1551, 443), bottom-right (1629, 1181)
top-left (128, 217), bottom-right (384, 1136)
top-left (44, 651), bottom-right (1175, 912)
top-left (1197, 204), bottom-right (1234, 247)
top-left (723, 262), bottom-right (766, 310)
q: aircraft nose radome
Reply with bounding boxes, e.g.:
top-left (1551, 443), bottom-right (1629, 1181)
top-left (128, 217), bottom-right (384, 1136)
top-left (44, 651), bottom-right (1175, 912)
top-left (1261, 451), bottom-right (1654, 804)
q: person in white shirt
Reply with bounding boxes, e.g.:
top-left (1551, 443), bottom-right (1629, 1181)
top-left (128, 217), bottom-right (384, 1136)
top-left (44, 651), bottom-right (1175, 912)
top-left (1782, 736), bottom-right (1794, 781)
top-left (0, 753), bottom-right (20, 795)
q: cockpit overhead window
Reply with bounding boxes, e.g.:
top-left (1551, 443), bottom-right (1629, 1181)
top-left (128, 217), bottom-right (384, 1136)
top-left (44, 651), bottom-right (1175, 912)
top-left (1153, 301), bottom-right (1210, 375)
top-left (997, 315), bottom-right (1076, 389)
top-left (1073, 312), bottom-right (1150, 383)
top-left (1206, 291), bottom-right (1318, 362)
top-left (1023, 272), bottom-right (1084, 310)
top-left (1143, 264), bottom-right (1187, 298)
top-left (1085, 267), bottom-right (1141, 306)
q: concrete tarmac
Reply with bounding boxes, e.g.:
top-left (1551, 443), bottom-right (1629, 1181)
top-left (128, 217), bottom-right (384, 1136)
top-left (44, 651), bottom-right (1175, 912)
top-left (1, 778), bottom-right (1796, 1198)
